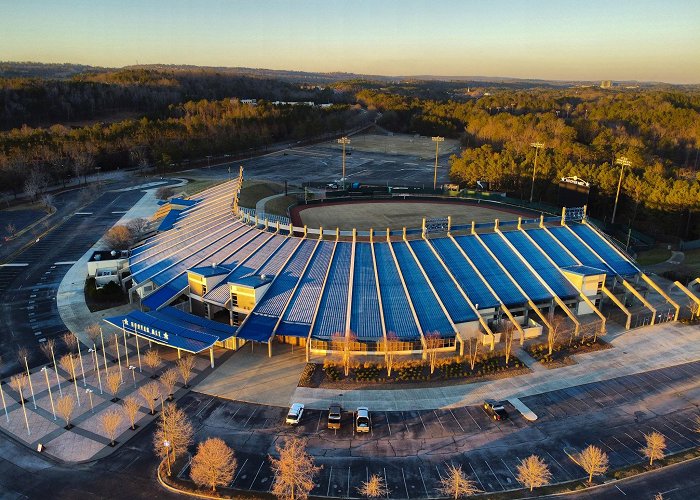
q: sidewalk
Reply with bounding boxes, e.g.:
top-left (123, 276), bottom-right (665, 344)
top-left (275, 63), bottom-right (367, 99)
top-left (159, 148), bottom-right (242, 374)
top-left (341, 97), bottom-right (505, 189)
top-left (291, 321), bottom-right (700, 411)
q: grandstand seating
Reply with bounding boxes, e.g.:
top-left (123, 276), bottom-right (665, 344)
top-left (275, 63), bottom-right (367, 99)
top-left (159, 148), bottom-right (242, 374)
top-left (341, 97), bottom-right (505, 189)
top-left (126, 178), bottom-right (641, 349)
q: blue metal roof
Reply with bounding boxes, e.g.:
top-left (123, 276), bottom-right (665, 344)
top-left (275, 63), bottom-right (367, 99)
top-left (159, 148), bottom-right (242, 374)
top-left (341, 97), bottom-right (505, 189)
top-left (157, 209), bottom-right (184, 232)
top-left (561, 265), bottom-right (608, 276)
top-left (103, 310), bottom-right (222, 353)
top-left (568, 224), bottom-right (639, 277)
top-left (311, 242), bottom-right (351, 340)
top-left (188, 265), bottom-right (232, 278)
top-left (350, 243), bottom-right (383, 339)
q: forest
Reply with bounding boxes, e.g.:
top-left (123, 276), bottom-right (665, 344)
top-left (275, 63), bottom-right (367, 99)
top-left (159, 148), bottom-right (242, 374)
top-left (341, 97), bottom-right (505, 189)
top-left (355, 86), bottom-right (700, 240)
top-left (1, 65), bottom-right (699, 240)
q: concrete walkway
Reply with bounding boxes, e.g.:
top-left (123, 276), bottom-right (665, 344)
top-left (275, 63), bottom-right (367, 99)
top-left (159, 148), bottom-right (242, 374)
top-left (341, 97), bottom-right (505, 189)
top-left (194, 343), bottom-right (306, 405)
top-left (255, 191), bottom-right (301, 214)
top-left (291, 321), bottom-right (700, 411)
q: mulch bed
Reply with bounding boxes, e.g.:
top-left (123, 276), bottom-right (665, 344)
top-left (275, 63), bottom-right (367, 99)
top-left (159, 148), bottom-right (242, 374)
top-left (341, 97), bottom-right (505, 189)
top-left (525, 337), bottom-right (612, 369)
top-left (299, 356), bottom-right (531, 390)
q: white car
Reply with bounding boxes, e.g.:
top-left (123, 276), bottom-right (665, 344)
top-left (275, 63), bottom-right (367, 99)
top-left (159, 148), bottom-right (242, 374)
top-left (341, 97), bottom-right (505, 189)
top-left (286, 403), bottom-right (304, 425)
top-left (355, 407), bottom-right (370, 433)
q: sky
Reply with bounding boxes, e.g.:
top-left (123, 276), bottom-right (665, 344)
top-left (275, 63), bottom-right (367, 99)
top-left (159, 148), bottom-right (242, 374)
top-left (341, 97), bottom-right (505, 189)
top-left (1, 0), bottom-right (699, 83)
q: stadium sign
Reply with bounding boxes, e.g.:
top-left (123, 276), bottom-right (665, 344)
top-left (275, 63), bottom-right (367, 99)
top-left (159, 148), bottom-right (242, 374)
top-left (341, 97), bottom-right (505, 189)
top-left (126, 320), bottom-right (170, 341)
top-left (425, 217), bottom-right (449, 234)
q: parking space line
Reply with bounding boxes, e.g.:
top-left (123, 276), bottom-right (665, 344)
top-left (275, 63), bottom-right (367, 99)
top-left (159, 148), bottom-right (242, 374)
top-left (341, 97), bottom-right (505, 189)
top-left (194, 397), bottom-right (215, 417)
top-left (433, 410), bottom-right (446, 432)
top-left (501, 458), bottom-right (518, 483)
top-left (418, 467), bottom-right (430, 499)
top-left (316, 410), bottom-right (323, 432)
top-left (672, 417), bottom-right (700, 441)
top-left (400, 411), bottom-right (410, 433)
top-left (251, 461), bottom-right (265, 487)
top-left (326, 466), bottom-right (333, 496)
top-left (401, 467), bottom-right (410, 498)
top-left (545, 451), bottom-right (572, 480)
top-left (624, 431), bottom-right (645, 449)
top-left (231, 458), bottom-right (248, 486)
top-left (599, 438), bottom-right (632, 465)
top-left (612, 436), bottom-right (643, 458)
top-left (484, 459), bottom-right (504, 490)
top-left (418, 412), bottom-right (427, 431)
top-left (385, 412), bottom-right (392, 436)
top-left (465, 461), bottom-right (486, 492)
top-left (463, 407), bottom-right (482, 431)
top-left (660, 421), bottom-right (697, 444)
top-left (346, 466), bottom-right (351, 498)
top-left (225, 405), bottom-right (241, 424)
top-left (243, 408), bottom-right (257, 428)
top-left (449, 409), bottom-right (465, 433)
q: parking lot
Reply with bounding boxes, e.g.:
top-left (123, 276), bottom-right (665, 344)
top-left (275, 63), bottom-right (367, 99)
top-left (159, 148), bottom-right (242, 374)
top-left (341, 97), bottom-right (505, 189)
top-left (0, 188), bottom-right (145, 375)
top-left (177, 358), bottom-right (700, 497)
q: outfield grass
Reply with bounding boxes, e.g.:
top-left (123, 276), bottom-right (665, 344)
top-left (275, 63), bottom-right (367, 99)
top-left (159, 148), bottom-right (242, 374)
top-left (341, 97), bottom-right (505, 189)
top-left (265, 195), bottom-right (298, 216)
top-left (635, 247), bottom-right (672, 265)
top-left (238, 180), bottom-right (284, 208)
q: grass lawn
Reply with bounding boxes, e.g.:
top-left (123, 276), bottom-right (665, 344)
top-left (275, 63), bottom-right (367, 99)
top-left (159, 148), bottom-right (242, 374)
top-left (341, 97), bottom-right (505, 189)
top-left (683, 248), bottom-right (700, 275)
top-left (636, 247), bottom-right (672, 265)
top-left (265, 195), bottom-right (298, 216)
top-left (238, 180), bottom-right (284, 208)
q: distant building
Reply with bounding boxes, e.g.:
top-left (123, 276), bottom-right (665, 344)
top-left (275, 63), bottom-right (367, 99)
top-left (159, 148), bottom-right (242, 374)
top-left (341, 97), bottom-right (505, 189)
top-left (600, 80), bottom-right (613, 89)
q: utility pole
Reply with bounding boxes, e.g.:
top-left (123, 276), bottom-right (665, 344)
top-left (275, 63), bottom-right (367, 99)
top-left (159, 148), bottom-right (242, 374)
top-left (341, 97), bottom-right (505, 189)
top-left (529, 142), bottom-right (544, 203)
top-left (337, 137), bottom-right (350, 188)
top-left (432, 136), bottom-right (444, 190)
top-left (612, 156), bottom-right (631, 224)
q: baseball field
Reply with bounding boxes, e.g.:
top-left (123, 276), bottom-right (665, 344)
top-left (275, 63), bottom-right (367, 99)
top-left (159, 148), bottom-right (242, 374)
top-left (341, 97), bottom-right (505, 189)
top-left (293, 200), bottom-right (536, 231)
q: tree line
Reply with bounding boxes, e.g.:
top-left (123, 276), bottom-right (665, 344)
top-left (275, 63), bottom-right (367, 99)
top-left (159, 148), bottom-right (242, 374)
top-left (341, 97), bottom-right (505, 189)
top-left (355, 87), bottom-right (700, 239)
top-left (0, 97), bottom-right (362, 201)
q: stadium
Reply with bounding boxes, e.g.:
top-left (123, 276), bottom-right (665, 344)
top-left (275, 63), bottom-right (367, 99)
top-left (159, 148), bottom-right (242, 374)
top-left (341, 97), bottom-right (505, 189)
top-left (104, 169), bottom-right (682, 364)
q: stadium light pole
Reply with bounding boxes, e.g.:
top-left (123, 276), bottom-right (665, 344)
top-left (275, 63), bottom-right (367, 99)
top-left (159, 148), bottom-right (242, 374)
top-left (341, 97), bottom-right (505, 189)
top-left (529, 142), bottom-right (544, 203)
top-left (338, 136), bottom-right (350, 188)
top-left (611, 156), bottom-right (631, 224)
top-left (432, 136), bottom-right (445, 190)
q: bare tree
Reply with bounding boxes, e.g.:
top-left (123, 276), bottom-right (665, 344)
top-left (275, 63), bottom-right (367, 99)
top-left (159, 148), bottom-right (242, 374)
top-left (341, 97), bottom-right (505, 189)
top-left (153, 403), bottom-right (193, 464)
top-left (176, 355), bottom-right (196, 388)
top-left (694, 414), bottom-right (700, 434)
top-left (106, 369), bottom-right (123, 401)
top-left (85, 324), bottom-right (101, 346)
top-left (689, 302), bottom-right (699, 322)
top-left (40, 193), bottom-right (55, 213)
top-left (62, 332), bottom-right (78, 354)
top-left (382, 332), bottom-right (402, 377)
top-left (516, 454), bottom-right (552, 492)
top-left (466, 337), bottom-right (480, 371)
top-left (331, 331), bottom-right (357, 377)
top-left (23, 169), bottom-right (49, 200)
top-left (575, 445), bottom-right (609, 484)
top-left (547, 315), bottom-right (568, 355)
top-left (39, 338), bottom-right (57, 365)
top-left (641, 431), bottom-right (666, 465)
top-left (358, 473), bottom-right (390, 498)
top-left (126, 217), bottom-right (149, 241)
top-left (437, 463), bottom-right (480, 499)
top-left (190, 437), bottom-right (237, 492)
top-left (16, 346), bottom-right (29, 367)
top-left (101, 409), bottom-right (122, 446)
top-left (59, 354), bottom-right (76, 382)
top-left (56, 394), bottom-right (76, 427)
top-left (71, 151), bottom-right (94, 185)
top-left (139, 381), bottom-right (161, 414)
top-left (10, 373), bottom-right (27, 398)
top-left (269, 437), bottom-right (321, 500)
top-left (503, 322), bottom-right (516, 366)
top-left (160, 367), bottom-right (179, 400)
top-left (104, 225), bottom-right (134, 249)
top-left (424, 331), bottom-right (442, 375)
top-left (122, 396), bottom-right (141, 430)
top-left (143, 349), bottom-right (162, 377)
top-left (156, 186), bottom-right (175, 200)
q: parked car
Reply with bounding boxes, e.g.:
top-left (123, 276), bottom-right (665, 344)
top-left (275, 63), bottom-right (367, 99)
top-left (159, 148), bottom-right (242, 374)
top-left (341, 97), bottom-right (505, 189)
top-left (483, 400), bottom-right (508, 420)
top-left (355, 407), bottom-right (370, 432)
top-left (328, 404), bottom-right (342, 430)
top-left (286, 403), bottom-right (304, 425)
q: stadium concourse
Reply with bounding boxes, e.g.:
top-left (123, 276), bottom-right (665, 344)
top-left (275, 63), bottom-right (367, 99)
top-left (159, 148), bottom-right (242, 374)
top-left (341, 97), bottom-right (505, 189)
top-left (104, 172), bottom-right (684, 363)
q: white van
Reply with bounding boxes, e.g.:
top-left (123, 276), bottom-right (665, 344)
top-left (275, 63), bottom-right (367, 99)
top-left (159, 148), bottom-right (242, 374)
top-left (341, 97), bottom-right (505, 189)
top-left (355, 407), bottom-right (370, 433)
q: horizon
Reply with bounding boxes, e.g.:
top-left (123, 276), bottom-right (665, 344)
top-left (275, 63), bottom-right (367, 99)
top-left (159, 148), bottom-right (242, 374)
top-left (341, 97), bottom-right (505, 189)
top-left (1, 0), bottom-right (699, 84)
